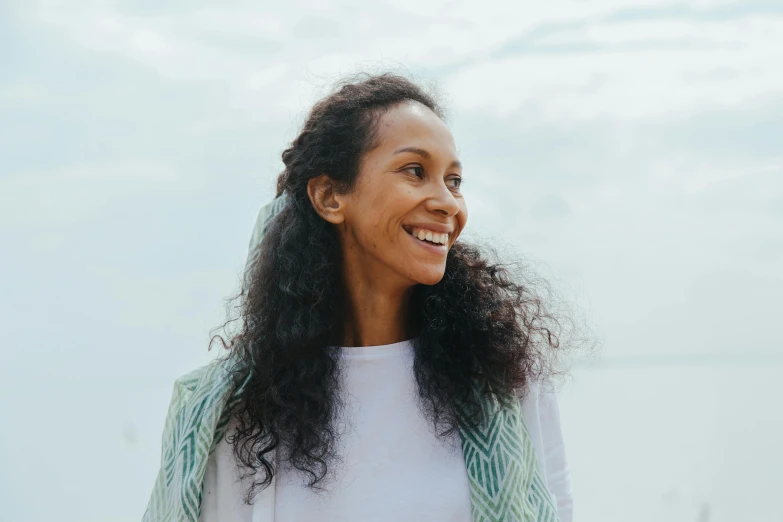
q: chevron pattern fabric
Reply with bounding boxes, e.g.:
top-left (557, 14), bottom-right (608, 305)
top-left (142, 354), bottom-right (561, 522)
top-left (528, 465), bottom-right (561, 522)
top-left (458, 390), bottom-right (560, 522)
top-left (142, 357), bottom-right (239, 522)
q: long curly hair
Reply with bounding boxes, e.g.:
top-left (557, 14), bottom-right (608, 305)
top-left (212, 72), bottom-right (571, 504)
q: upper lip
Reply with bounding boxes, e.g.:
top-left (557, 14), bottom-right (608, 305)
top-left (402, 223), bottom-right (454, 235)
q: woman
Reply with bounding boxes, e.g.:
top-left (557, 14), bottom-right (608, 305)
top-left (143, 73), bottom-right (572, 522)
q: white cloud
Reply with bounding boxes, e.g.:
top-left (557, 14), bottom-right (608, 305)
top-left (446, 15), bottom-right (783, 121)
top-left (26, 1), bottom-right (783, 124)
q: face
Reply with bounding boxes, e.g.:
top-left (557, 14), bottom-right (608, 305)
top-left (336, 101), bottom-right (468, 287)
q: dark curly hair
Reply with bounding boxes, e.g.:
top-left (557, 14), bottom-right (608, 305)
top-left (211, 72), bottom-right (573, 505)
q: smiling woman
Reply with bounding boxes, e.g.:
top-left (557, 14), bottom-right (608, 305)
top-left (305, 99), bottom-right (467, 292)
top-left (143, 73), bottom-right (572, 522)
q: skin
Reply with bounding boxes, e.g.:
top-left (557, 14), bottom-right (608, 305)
top-left (307, 100), bottom-right (468, 348)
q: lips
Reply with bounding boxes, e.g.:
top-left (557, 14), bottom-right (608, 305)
top-left (401, 223), bottom-right (453, 235)
top-left (403, 226), bottom-right (449, 253)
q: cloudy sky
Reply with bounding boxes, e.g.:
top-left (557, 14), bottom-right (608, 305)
top-left (2, 1), bottom-right (781, 520)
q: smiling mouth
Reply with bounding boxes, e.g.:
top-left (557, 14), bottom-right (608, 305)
top-left (402, 225), bottom-right (450, 248)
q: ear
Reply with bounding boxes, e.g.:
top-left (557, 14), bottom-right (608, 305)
top-left (307, 174), bottom-right (345, 225)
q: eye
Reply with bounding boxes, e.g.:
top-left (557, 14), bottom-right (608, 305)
top-left (403, 165), bottom-right (425, 178)
top-left (448, 177), bottom-right (462, 189)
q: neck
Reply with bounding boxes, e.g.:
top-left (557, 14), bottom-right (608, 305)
top-left (341, 282), bottom-right (416, 347)
top-left (340, 257), bottom-right (416, 348)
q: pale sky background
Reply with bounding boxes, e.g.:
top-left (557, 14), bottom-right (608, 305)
top-left (1, 0), bottom-right (782, 521)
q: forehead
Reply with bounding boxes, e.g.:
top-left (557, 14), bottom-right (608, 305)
top-left (372, 101), bottom-right (457, 156)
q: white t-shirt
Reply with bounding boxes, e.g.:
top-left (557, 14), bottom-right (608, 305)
top-left (199, 339), bottom-right (572, 522)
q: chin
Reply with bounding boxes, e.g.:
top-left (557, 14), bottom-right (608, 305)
top-left (411, 267), bottom-right (447, 286)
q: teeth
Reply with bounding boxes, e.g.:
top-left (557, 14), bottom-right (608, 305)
top-left (410, 227), bottom-right (449, 245)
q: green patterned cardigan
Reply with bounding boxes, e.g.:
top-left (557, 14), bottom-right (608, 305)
top-left (142, 193), bottom-right (562, 522)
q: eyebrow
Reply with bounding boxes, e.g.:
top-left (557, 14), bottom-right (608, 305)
top-left (393, 146), bottom-right (463, 171)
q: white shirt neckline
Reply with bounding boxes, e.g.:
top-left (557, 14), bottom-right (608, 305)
top-left (337, 337), bottom-right (416, 359)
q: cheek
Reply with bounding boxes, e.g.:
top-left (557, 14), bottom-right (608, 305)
top-left (349, 179), bottom-right (416, 250)
top-left (372, 195), bottom-right (415, 240)
top-left (361, 213), bottom-right (397, 252)
top-left (456, 203), bottom-right (469, 233)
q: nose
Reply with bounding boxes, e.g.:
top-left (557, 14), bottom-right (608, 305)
top-left (424, 177), bottom-right (460, 217)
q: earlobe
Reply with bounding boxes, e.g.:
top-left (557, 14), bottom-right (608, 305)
top-left (307, 174), bottom-right (345, 224)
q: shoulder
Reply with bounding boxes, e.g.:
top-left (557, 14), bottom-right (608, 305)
top-left (171, 357), bottom-right (229, 399)
top-left (514, 375), bottom-right (556, 407)
top-left (163, 356), bottom-right (238, 429)
top-left (514, 376), bottom-right (562, 449)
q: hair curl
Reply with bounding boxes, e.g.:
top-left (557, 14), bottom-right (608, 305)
top-left (211, 72), bottom-right (573, 504)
